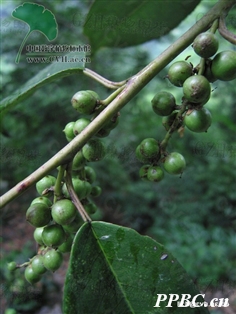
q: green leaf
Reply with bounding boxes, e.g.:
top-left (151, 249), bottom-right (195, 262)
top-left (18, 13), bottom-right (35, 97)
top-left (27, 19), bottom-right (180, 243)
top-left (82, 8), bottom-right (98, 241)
top-left (0, 53), bottom-right (85, 116)
top-left (83, 0), bottom-right (201, 52)
top-left (12, 2), bottom-right (58, 63)
top-left (63, 221), bottom-right (209, 314)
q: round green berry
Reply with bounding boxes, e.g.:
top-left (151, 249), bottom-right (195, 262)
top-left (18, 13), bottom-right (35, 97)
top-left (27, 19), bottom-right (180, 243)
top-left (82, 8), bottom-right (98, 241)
top-left (193, 32), bottom-right (219, 58)
top-left (82, 139), bottom-right (106, 162)
top-left (96, 128), bottom-right (111, 138)
top-left (72, 150), bottom-right (87, 171)
top-left (62, 178), bottom-right (88, 200)
top-left (183, 75), bottom-right (211, 104)
top-left (71, 91), bottom-right (97, 115)
top-left (25, 265), bottom-right (41, 284)
top-left (33, 227), bottom-right (45, 245)
top-left (63, 121), bottom-right (75, 142)
top-left (42, 249), bottom-right (63, 272)
top-left (31, 255), bottom-right (47, 275)
top-left (31, 196), bottom-right (52, 207)
top-left (164, 152), bottom-right (186, 175)
top-left (90, 186), bottom-right (102, 197)
top-left (147, 166), bottom-right (164, 182)
top-left (84, 166), bottom-right (96, 183)
top-left (58, 234), bottom-right (74, 253)
top-left (86, 90), bottom-right (100, 100)
top-left (51, 199), bottom-right (77, 225)
top-left (36, 175), bottom-right (56, 195)
top-left (62, 212), bottom-right (83, 234)
top-left (139, 164), bottom-right (150, 181)
top-left (42, 224), bottom-right (66, 247)
top-left (73, 118), bottom-right (90, 136)
top-left (211, 50), bottom-right (236, 81)
top-left (83, 181), bottom-right (92, 198)
top-left (136, 138), bottom-right (160, 163)
top-left (84, 202), bottom-right (97, 215)
top-left (151, 91), bottom-right (176, 116)
top-left (184, 108), bottom-right (212, 132)
top-left (26, 203), bottom-right (51, 227)
top-left (7, 261), bottom-right (17, 271)
top-left (167, 61), bottom-right (193, 87)
top-left (103, 115), bottom-right (119, 131)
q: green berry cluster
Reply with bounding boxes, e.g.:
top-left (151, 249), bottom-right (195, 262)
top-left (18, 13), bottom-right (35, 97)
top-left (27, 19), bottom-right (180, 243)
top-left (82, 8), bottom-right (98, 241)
top-left (64, 89), bottom-right (119, 142)
top-left (136, 30), bottom-right (236, 181)
top-left (8, 167), bottom-right (102, 284)
top-left (8, 88), bottom-right (121, 284)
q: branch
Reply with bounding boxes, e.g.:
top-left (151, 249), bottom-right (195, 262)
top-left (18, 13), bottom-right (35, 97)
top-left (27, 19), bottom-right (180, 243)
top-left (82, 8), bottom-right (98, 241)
top-left (219, 11), bottom-right (236, 44)
top-left (1, 0), bottom-right (235, 209)
top-left (83, 68), bottom-right (127, 89)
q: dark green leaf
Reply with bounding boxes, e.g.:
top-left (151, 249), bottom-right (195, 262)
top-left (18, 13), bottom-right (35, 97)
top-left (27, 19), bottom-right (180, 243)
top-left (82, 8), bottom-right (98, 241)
top-left (0, 53), bottom-right (85, 116)
top-left (63, 221), bottom-right (209, 314)
top-left (83, 0), bottom-right (201, 51)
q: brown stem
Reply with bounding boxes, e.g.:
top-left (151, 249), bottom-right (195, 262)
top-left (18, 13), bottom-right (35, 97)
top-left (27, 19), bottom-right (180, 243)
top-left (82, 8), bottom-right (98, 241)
top-left (64, 164), bottom-right (91, 222)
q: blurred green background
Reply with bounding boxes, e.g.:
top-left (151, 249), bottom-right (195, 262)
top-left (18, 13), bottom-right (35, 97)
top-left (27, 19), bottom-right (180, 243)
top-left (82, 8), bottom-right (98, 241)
top-left (1, 0), bottom-right (236, 312)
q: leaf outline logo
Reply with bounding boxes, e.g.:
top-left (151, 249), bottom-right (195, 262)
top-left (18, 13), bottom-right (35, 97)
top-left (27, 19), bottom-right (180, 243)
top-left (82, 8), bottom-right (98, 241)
top-left (12, 2), bottom-right (58, 63)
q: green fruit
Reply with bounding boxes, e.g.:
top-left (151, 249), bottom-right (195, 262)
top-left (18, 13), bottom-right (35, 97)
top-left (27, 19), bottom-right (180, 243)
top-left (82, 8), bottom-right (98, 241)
top-left (164, 152), bottom-right (186, 175)
top-left (31, 255), bottom-right (47, 275)
top-left (147, 166), bottom-right (164, 182)
top-left (193, 32), bottom-right (219, 58)
top-left (33, 227), bottom-right (45, 245)
top-left (84, 202), bottom-right (98, 215)
top-left (203, 60), bottom-right (217, 83)
top-left (26, 203), bottom-right (51, 227)
top-left (42, 224), bottom-right (66, 247)
top-left (103, 115), bottom-right (119, 131)
top-left (90, 186), bottom-right (102, 197)
top-left (36, 175), bottom-right (56, 195)
top-left (71, 91), bottom-right (97, 115)
top-left (42, 249), bottom-right (63, 272)
top-left (167, 61), bottom-right (193, 87)
top-left (82, 139), bottom-right (106, 162)
top-left (31, 196), bottom-right (52, 207)
top-left (151, 91), bottom-right (176, 116)
top-left (211, 50), bottom-right (236, 81)
top-left (184, 108), bottom-right (212, 132)
top-left (58, 234), bottom-right (74, 253)
top-left (7, 261), bottom-right (17, 271)
top-left (136, 138), bottom-right (160, 163)
top-left (135, 145), bottom-right (148, 163)
top-left (62, 178), bottom-right (88, 200)
top-left (63, 121), bottom-right (75, 142)
top-left (183, 75), bottom-right (211, 104)
top-left (51, 199), bottom-right (77, 225)
top-left (24, 265), bottom-right (41, 284)
top-left (95, 128), bottom-right (110, 138)
top-left (86, 90), bottom-right (100, 100)
top-left (83, 181), bottom-right (92, 198)
top-left (139, 164), bottom-right (150, 180)
top-left (84, 166), bottom-right (96, 183)
top-left (73, 118), bottom-right (90, 136)
top-left (72, 150), bottom-right (87, 171)
top-left (62, 212), bottom-right (83, 234)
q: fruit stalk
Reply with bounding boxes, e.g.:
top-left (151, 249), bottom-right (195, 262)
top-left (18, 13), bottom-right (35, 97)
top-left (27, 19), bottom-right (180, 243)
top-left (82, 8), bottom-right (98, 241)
top-left (64, 164), bottom-right (91, 222)
top-left (160, 102), bottom-right (187, 152)
top-left (1, 0), bottom-right (235, 208)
